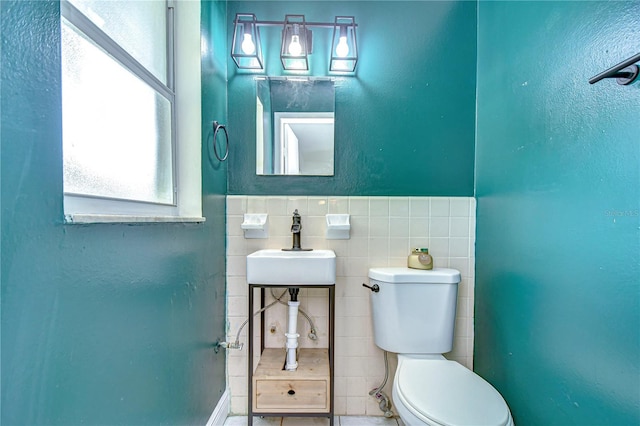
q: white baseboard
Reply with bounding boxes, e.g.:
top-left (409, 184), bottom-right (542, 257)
top-left (206, 389), bottom-right (230, 426)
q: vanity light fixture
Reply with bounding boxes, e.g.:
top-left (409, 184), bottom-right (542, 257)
top-left (280, 15), bottom-right (311, 71)
top-left (230, 13), bottom-right (358, 74)
top-left (330, 16), bottom-right (358, 72)
top-left (231, 13), bottom-right (264, 70)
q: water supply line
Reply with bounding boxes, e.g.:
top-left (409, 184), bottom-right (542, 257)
top-left (369, 350), bottom-right (394, 418)
top-left (220, 289), bottom-right (288, 350)
top-left (221, 288), bottom-right (319, 350)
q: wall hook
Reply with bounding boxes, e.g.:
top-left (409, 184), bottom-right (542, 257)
top-left (212, 121), bottom-right (229, 162)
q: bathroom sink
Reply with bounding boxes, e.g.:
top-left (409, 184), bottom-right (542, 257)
top-left (246, 249), bottom-right (336, 285)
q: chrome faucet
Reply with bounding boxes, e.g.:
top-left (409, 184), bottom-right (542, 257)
top-left (283, 209), bottom-right (311, 251)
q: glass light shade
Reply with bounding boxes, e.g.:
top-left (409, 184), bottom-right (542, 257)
top-left (280, 15), bottom-right (310, 71)
top-left (231, 14), bottom-right (263, 70)
top-left (330, 17), bottom-right (358, 73)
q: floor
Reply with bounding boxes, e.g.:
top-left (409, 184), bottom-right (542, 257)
top-left (223, 416), bottom-right (405, 426)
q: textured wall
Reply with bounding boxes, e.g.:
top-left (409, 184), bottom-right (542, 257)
top-left (227, 1), bottom-right (477, 196)
top-left (1, 1), bottom-right (227, 424)
top-left (475, 1), bottom-right (640, 424)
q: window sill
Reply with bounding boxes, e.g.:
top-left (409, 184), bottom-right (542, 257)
top-left (64, 214), bottom-right (206, 224)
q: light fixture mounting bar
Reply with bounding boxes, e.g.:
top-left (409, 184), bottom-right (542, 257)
top-left (249, 20), bottom-right (358, 29)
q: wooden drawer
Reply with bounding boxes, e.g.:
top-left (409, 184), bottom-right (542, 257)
top-left (252, 348), bottom-right (331, 413)
top-left (254, 379), bottom-right (328, 412)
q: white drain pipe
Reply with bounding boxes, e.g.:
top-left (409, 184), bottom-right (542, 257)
top-left (285, 300), bottom-right (300, 371)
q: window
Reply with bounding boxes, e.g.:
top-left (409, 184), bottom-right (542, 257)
top-left (61, 0), bottom-right (202, 223)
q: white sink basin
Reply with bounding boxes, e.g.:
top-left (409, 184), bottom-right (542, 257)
top-left (246, 249), bottom-right (336, 285)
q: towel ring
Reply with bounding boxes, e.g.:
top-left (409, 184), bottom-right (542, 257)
top-left (212, 121), bottom-right (229, 162)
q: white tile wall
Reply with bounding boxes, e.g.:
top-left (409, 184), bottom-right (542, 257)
top-left (226, 196), bottom-right (476, 416)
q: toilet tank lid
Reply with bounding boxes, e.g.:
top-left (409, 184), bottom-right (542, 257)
top-left (369, 267), bottom-right (461, 284)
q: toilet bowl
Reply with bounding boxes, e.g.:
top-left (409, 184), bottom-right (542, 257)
top-left (392, 355), bottom-right (513, 426)
top-left (366, 267), bottom-right (514, 426)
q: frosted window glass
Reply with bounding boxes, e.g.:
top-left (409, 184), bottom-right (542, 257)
top-left (62, 20), bottom-right (173, 205)
top-left (68, 0), bottom-right (167, 83)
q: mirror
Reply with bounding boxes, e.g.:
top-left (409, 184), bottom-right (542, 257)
top-left (256, 78), bottom-right (335, 176)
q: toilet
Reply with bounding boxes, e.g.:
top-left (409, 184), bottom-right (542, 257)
top-left (367, 267), bottom-right (514, 426)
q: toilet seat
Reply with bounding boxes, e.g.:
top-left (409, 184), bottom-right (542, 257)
top-left (394, 357), bottom-right (512, 426)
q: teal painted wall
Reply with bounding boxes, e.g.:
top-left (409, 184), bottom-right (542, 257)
top-left (1, 1), bottom-right (228, 424)
top-left (227, 1), bottom-right (477, 196)
top-left (475, 1), bottom-right (640, 425)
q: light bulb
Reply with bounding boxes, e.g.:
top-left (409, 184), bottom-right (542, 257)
top-left (289, 34), bottom-right (302, 56)
top-left (336, 36), bottom-right (349, 58)
top-left (241, 33), bottom-right (255, 55)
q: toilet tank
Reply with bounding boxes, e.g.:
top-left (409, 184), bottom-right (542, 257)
top-left (368, 267), bottom-right (461, 354)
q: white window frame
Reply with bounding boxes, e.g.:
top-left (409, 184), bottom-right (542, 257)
top-left (61, 0), bottom-right (203, 224)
